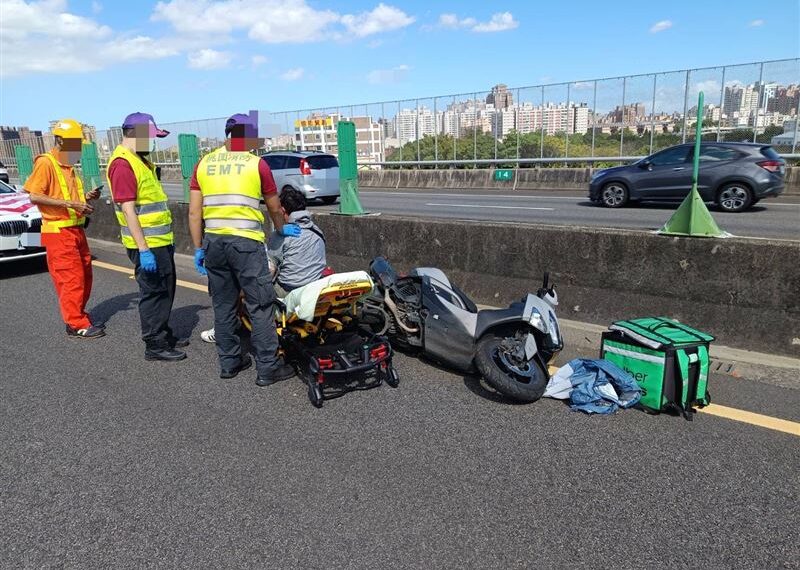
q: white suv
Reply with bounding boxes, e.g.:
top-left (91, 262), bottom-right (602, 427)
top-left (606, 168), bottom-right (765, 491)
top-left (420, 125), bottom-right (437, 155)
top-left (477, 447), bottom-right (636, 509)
top-left (261, 151), bottom-right (340, 204)
top-left (0, 179), bottom-right (44, 263)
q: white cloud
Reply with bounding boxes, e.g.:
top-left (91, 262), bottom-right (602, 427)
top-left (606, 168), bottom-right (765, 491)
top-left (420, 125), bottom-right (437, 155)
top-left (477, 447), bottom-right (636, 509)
top-left (0, 0), bottom-right (178, 77)
top-left (472, 12), bottom-right (518, 33)
top-left (341, 3), bottom-right (414, 37)
top-left (187, 49), bottom-right (232, 69)
top-left (251, 54), bottom-right (269, 67)
top-left (436, 12), bottom-right (517, 33)
top-left (152, 0), bottom-right (338, 42)
top-left (649, 20), bottom-right (673, 33)
top-left (152, 0), bottom-right (412, 43)
top-left (438, 13), bottom-right (476, 29)
top-left (280, 67), bottom-right (305, 81)
top-left (366, 63), bottom-right (410, 84)
top-left (1, 0), bottom-right (416, 77)
top-left (748, 19), bottom-right (765, 27)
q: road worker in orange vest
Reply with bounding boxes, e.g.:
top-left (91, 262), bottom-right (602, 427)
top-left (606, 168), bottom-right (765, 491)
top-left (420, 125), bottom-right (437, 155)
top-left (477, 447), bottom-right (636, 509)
top-left (24, 119), bottom-right (104, 338)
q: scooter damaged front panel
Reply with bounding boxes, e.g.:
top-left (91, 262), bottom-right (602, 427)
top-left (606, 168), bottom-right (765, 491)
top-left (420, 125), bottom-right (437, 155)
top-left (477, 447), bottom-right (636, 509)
top-left (419, 281), bottom-right (477, 371)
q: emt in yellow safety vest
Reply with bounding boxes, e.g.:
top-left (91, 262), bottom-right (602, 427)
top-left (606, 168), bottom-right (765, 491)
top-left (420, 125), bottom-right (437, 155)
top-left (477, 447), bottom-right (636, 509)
top-left (107, 112), bottom-right (187, 362)
top-left (188, 113), bottom-right (298, 385)
top-left (24, 119), bottom-right (104, 338)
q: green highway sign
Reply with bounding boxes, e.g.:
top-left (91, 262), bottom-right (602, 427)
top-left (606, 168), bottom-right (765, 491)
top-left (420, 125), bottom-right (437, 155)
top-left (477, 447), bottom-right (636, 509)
top-left (494, 169), bottom-right (514, 181)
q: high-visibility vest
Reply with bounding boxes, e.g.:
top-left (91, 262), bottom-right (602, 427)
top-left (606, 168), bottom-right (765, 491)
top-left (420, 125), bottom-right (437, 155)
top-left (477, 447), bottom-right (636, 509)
top-left (38, 152), bottom-right (86, 234)
top-left (107, 145), bottom-right (173, 249)
top-left (196, 146), bottom-right (265, 242)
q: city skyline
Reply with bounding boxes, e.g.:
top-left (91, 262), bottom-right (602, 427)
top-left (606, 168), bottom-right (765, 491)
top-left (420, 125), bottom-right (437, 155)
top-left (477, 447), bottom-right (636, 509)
top-left (2, 65), bottom-right (798, 165)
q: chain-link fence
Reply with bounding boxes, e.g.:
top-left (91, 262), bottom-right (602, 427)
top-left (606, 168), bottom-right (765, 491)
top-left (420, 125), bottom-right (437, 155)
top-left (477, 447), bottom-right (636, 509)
top-left (1, 58), bottom-right (798, 172)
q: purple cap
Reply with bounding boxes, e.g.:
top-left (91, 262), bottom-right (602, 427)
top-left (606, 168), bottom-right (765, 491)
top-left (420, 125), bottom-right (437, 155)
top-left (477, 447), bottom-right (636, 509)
top-left (122, 112), bottom-right (170, 138)
top-left (225, 112), bottom-right (258, 137)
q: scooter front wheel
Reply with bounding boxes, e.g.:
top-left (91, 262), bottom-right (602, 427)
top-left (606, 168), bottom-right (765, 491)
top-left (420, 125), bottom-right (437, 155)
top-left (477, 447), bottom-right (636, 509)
top-left (475, 334), bottom-right (547, 403)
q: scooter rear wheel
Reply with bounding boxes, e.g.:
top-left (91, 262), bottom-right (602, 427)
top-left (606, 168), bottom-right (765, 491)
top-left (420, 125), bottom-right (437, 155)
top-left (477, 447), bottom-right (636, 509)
top-left (475, 334), bottom-right (547, 403)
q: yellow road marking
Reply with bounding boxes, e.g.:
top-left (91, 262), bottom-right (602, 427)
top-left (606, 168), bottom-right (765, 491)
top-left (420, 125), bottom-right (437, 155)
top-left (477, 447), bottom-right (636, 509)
top-left (94, 260), bottom-right (800, 437)
top-left (92, 259), bottom-right (208, 292)
top-left (697, 404), bottom-right (800, 437)
top-left (547, 365), bottom-right (799, 437)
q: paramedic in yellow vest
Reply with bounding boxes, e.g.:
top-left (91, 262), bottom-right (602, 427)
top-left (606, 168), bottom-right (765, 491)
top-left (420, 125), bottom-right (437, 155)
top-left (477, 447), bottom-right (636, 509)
top-left (107, 112), bottom-right (187, 362)
top-left (24, 119), bottom-right (103, 338)
top-left (188, 113), bottom-right (298, 385)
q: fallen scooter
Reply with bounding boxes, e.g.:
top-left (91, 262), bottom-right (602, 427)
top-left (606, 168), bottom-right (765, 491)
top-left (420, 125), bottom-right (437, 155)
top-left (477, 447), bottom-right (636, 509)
top-left (359, 257), bottom-right (563, 402)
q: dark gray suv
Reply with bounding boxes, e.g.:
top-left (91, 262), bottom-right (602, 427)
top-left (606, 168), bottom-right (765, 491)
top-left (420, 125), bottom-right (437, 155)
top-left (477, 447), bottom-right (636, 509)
top-left (589, 143), bottom-right (785, 212)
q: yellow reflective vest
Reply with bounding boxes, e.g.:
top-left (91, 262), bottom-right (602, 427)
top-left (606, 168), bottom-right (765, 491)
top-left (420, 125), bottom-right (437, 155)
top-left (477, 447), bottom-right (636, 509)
top-left (196, 147), bottom-right (265, 243)
top-left (107, 145), bottom-right (173, 249)
top-left (38, 152), bottom-right (86, 233)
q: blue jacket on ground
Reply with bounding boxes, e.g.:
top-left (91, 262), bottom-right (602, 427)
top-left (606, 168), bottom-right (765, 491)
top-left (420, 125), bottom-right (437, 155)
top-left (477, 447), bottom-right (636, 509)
top-left (544, 358), bottom-right (642, 415)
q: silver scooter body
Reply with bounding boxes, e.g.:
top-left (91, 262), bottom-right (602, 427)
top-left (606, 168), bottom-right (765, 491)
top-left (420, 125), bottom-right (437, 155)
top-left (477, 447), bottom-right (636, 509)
top-left (410, 267), bottom-right (562, 372)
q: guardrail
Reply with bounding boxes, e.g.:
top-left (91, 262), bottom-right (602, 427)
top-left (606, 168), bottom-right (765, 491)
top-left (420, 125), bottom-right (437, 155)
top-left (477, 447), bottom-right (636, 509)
top-left (368, 154), bottom-right (800, 168)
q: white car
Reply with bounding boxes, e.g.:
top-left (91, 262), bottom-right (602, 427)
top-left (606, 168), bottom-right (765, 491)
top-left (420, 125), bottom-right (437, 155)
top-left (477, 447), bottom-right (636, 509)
top-left (0, 179), bottom-right (45, 263)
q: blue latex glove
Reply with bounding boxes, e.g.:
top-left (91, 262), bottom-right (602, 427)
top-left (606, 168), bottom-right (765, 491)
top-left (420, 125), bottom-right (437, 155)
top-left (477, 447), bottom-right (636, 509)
top-left (139, 250), bottom-right (157, 273)
top-left (278, 223), bottom-right (301, 237)
top-left (194, 248), bottom-right (207, 276)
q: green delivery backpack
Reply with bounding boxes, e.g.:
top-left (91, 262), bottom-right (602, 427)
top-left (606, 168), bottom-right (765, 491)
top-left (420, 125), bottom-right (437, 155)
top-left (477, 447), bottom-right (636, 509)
top-left (600, 317), bottom-right (715, 420)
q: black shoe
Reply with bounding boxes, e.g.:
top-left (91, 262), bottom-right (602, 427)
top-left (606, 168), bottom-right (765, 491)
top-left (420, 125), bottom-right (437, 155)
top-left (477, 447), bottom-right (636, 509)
top-left (145, 348), bottom-right (187, 362)
top-left (170, 338), bottom-right (191, 348)
top-left (66, 324), bottom-right (105, 339)
top-left (220, 355), bottom-right (252, 379)
top-left (256, 363), bottom-right (296, 387)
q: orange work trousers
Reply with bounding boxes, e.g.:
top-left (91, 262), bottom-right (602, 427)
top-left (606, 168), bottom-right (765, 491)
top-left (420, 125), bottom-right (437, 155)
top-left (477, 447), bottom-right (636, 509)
top-left (41, 227), bottom-right (93, 330)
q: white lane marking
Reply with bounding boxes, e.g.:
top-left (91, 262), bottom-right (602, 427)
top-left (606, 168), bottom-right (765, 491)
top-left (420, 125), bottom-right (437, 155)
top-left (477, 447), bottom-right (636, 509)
top-left (426, 203), bottom-right (555, 211)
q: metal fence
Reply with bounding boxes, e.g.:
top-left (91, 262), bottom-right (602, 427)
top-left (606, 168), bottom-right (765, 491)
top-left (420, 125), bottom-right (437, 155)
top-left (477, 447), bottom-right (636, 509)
top-left (1, 58), bottom-right (798, 171)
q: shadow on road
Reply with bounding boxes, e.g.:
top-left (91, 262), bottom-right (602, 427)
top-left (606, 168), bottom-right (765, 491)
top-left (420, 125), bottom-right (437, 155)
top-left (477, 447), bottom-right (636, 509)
top-left (90, 292), bottom-right (139, 326)
top-left (170, 303), bottom-right (209, 340)
top-left (0, 256), bottom-right (47, 280)
top-left (577, 200), bottom-right (770, 214)
top-left (462, 374), bottom-right (530, 406)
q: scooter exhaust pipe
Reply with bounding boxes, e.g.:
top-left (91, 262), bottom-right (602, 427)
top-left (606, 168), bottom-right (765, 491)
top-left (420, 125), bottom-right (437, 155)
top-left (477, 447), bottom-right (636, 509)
top-left (384, 290), bottom-right (419, 334)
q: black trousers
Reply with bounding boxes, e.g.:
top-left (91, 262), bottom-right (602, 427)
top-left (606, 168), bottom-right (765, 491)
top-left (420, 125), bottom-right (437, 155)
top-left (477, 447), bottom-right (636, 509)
top-left (126, 245), bottom-right (177, 350)
top-left (203, 234), bottom-right (280, 380)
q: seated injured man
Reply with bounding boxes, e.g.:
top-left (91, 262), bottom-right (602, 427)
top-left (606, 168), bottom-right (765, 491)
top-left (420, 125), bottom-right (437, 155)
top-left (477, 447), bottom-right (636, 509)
top-left (201, 188), bottom-right (327, 343)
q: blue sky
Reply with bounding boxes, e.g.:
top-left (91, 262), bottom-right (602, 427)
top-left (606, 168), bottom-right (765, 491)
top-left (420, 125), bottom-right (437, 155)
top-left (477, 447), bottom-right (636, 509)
top-left (1, 0), bottom-right (798, 131)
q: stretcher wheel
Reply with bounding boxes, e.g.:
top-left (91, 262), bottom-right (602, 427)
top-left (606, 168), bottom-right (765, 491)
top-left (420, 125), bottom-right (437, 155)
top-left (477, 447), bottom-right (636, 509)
top-left (386, 366), bottom-right (400, 388)
top-left (308, 381), bottom-right (323, 408)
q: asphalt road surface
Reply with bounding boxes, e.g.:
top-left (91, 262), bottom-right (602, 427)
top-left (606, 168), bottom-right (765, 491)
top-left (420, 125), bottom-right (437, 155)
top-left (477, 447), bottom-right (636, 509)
top-left (159, 183), bottom-right (800, 241)
top-left (1, 244), bottom-right (798, 568)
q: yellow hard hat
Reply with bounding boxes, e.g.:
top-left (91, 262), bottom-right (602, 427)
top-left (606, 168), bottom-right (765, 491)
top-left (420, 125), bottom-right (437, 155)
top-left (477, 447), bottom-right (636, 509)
top-left (52, 118), bottom-right (83, 139)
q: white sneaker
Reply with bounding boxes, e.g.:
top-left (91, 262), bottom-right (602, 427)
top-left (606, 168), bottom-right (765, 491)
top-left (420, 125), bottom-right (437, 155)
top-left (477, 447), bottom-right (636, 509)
top-left (200, 328), bottom-right (216, 343)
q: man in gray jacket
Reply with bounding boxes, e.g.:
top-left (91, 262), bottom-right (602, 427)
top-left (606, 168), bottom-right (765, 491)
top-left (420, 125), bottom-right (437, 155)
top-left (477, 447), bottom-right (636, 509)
top-left (267, 188), bottom-right (327, 298)
top-left (200, 188), bottom-right (327, 343)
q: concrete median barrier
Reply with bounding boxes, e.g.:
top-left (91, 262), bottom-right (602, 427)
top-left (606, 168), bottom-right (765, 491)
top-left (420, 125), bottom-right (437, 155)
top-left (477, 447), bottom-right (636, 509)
top-left (359, 167), bottom-right (800, 195)
top-left (85, 199), bottom-right (800, 357)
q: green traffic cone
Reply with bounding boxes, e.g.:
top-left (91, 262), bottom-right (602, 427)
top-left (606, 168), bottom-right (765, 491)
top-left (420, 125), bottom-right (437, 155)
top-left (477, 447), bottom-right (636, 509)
top-left (338, 178), bottom-right (365, 215)
top-left (657, 185), bottom-right (728, 237)
top-left (658, 90), bottom-right (729, 238)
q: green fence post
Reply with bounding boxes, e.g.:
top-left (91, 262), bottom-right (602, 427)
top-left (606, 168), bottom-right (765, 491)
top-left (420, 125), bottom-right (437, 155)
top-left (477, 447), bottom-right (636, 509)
top-left (336, 121), bottom-right (365, 215)
top-left (178, 134), bottom-right (199, 203)
top-left (14, 145), bottom-right (34, 185)
top-left (80, 141), bottom-right (101, 193)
